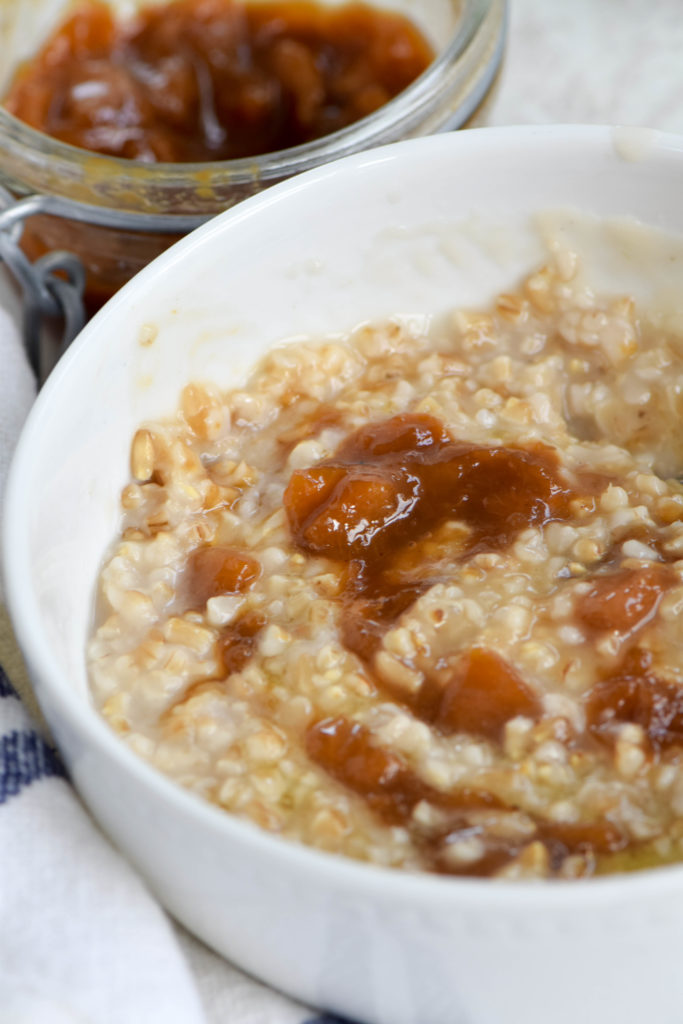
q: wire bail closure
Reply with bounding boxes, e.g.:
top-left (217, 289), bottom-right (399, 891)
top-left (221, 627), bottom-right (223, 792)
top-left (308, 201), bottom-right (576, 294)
top-left (0, 184), bottom-right (208, 384)
top-left (0, 185), bottom-right (87, 384)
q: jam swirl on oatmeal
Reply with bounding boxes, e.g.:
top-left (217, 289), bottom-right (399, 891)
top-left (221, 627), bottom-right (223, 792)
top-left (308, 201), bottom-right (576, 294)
top-left (88, 254), bottom-right (683, 879)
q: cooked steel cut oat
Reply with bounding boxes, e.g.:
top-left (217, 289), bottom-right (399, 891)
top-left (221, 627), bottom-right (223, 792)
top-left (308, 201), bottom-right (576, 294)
top-left (88, 252), bottom-right (683, 879)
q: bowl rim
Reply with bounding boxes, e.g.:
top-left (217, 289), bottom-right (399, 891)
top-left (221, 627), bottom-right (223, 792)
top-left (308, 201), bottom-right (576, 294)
top-left (6, 122), bottom-right (683, 908)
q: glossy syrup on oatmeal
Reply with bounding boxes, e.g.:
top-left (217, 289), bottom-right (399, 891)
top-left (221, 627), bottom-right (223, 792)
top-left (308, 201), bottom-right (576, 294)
top-left (88, 253), bottom-right (683, 880)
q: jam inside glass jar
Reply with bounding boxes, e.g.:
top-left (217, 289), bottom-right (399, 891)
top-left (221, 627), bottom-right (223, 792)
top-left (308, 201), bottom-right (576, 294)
top-left (0, 0), bottom-right (505, 319)
top-left (4, 0), bottom-right (434, 162)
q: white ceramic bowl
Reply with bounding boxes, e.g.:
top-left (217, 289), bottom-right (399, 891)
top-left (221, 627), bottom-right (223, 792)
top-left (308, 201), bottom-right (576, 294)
top-left (5, 125), bottom-right (683, 1024)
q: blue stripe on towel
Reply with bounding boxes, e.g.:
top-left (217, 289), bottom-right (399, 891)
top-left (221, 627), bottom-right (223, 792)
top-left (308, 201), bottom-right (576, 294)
top-left (0, 663), bottom-right (66, 802)
top-left (0, 729), bottom-right (66, 803)
top-left (304, 1016), bottom-right (358, 1024)
top-left (0, 665), bottom-right (17, 699)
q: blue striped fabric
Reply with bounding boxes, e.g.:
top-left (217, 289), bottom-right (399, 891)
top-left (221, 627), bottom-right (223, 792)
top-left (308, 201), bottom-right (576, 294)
top-left (0, 656), bottom-right (365, 1018)
top-left (304, 1016), bottom-right (357, 1023)
top-left (0, 663), bottom-right (65, 803)
top-left (0, 664), bottom-right (17, 698)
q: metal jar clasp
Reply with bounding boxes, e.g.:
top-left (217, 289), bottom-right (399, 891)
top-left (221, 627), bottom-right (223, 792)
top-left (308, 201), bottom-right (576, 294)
top-left (0, 185), bottom-right (87, 384)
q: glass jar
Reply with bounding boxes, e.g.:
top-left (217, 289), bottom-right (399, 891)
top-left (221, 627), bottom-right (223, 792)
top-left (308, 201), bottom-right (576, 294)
top-left (0, 0), bottom-right (506, 314)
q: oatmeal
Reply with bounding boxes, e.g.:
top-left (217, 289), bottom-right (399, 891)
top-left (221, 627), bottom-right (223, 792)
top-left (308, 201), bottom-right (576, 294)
top-left (88, 251), bottom-right (683, 879)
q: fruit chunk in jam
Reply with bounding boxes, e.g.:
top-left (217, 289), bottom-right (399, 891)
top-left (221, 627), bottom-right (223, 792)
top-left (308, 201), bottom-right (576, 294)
top-left (424, 648), bottom-right (542, 743)
top-left (284, 413), bottom-right (577, 563)
top-left (219, 611), bottom-right (266, 676)
top-left (305, 715), bottom-right (502, 828)
top-left (184, 544), bottom-right (260, 607)
top-left (587, 648), bottom-right (683, 753)
top-left (578, 565), bottom-right (670, 635)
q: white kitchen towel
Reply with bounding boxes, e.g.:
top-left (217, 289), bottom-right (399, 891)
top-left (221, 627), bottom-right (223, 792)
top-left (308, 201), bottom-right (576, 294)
top-left (0, 666), bottom-right (209, 1024)
top-left (0, 274), bottom-right (344, 1024)
top-left (0, 274), bottom-right (210, 1023)
top-left (0, 274), bottom-right (33, 599)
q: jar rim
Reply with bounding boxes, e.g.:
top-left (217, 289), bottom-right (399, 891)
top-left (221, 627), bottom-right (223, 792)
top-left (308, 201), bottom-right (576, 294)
top-left (0, 0), bottom-right (505, 223)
